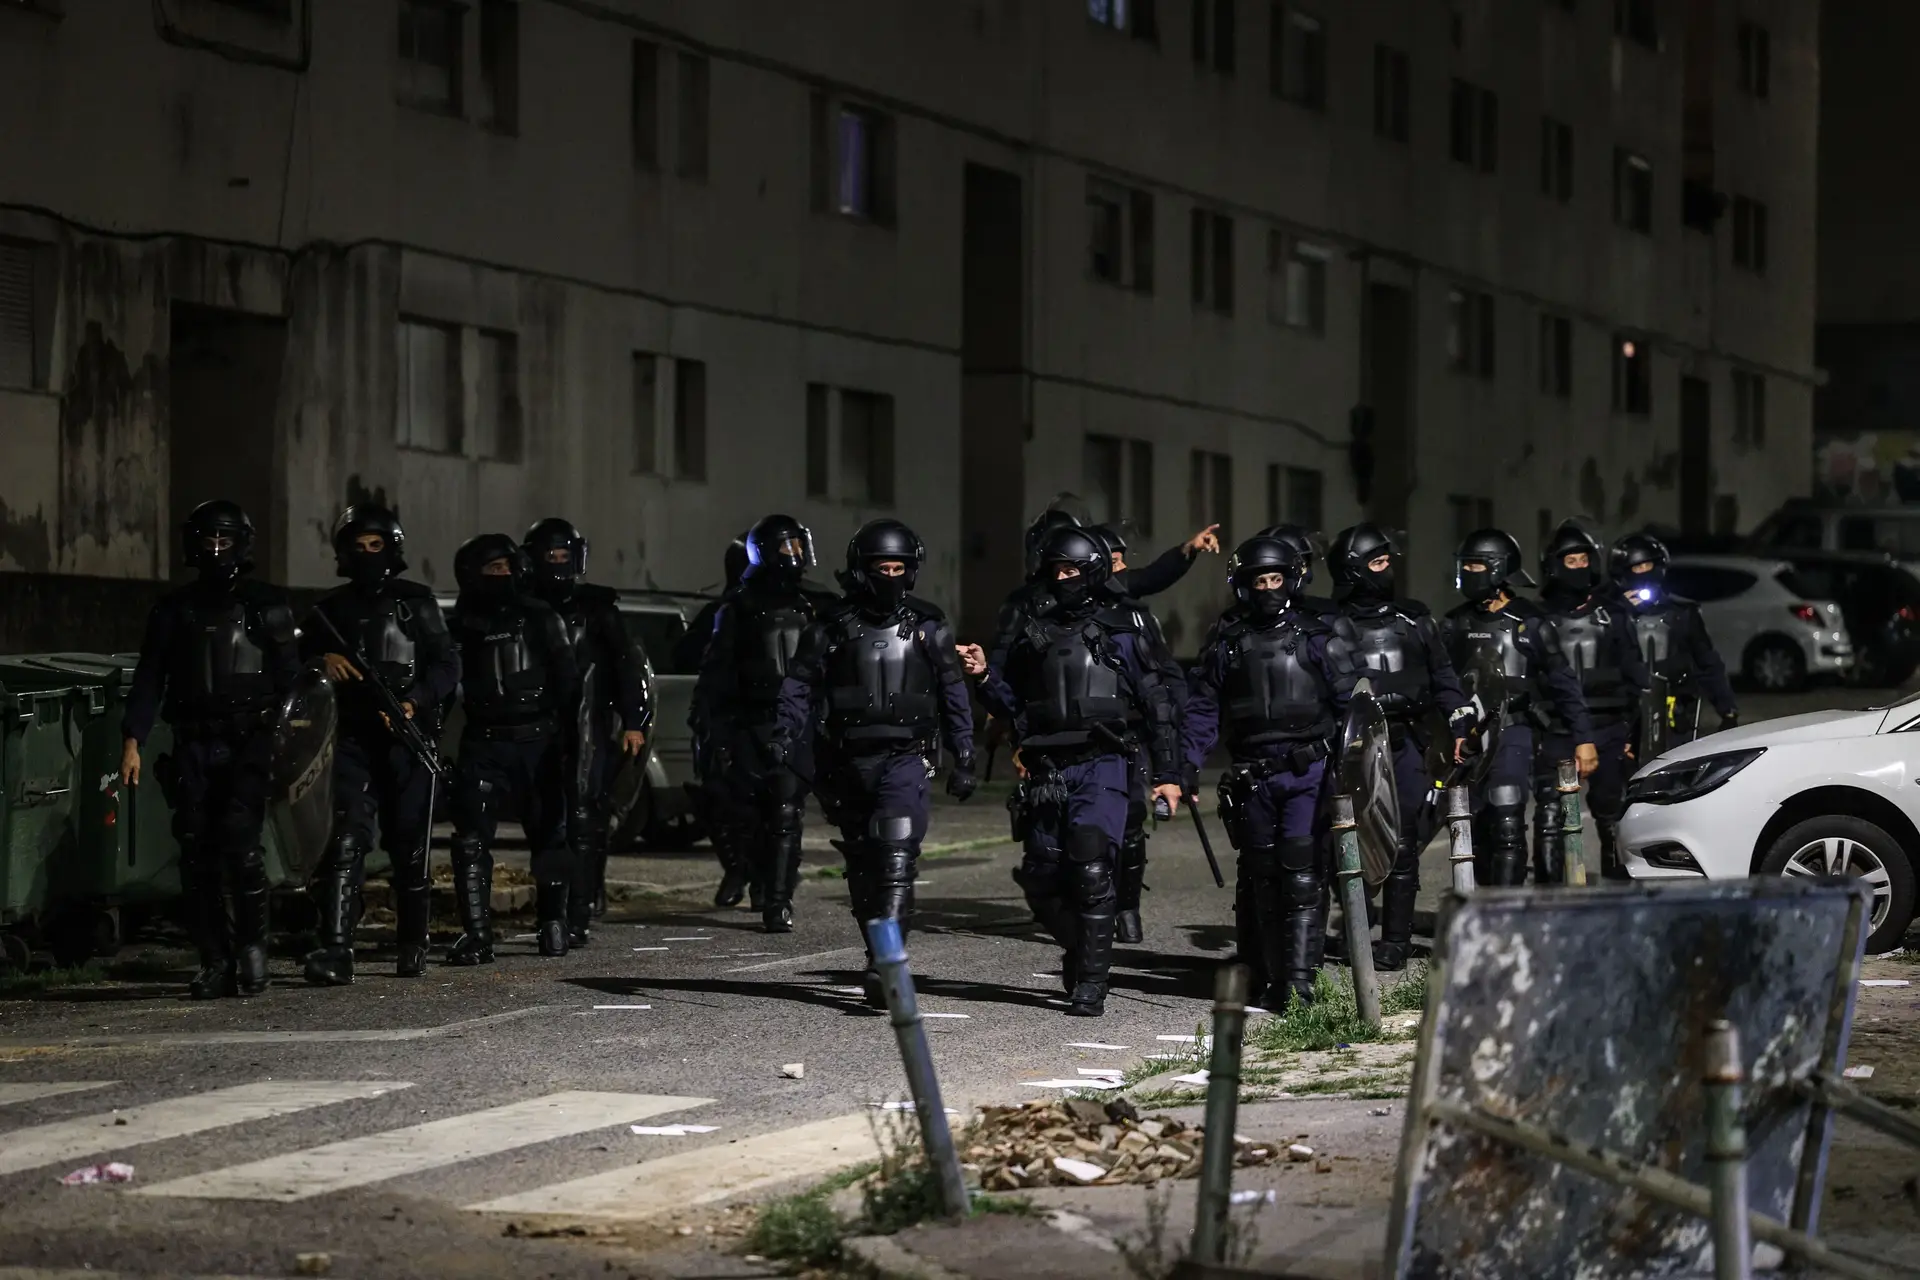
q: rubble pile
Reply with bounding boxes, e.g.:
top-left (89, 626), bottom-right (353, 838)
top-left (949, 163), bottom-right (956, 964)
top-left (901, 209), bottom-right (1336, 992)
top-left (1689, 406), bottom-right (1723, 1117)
top-left (964, 1098), bottom-right (1278, 1191)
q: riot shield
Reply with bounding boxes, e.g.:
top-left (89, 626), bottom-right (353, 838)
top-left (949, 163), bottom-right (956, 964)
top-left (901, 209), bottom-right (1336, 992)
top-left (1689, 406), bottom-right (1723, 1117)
top-left (1338, 687), bottom-right (1400, 887)
top-left (267, 664), bottom-right (337, 885)
top-left (1637, 671), bottom-right (1672, 765)
top-left (576, 662), bottom-right (604, 802)
top-left (1452, 649), bottom-right (1508, 788)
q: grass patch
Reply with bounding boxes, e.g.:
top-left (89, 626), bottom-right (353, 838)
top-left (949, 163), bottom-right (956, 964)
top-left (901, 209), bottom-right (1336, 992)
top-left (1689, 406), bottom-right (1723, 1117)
top-left (1247, 963), bottom-right (1428, 1055)
top-left (743, 1161), bottom-right (878, 1268)
top-left (0, 961), bottom-right (108, 998)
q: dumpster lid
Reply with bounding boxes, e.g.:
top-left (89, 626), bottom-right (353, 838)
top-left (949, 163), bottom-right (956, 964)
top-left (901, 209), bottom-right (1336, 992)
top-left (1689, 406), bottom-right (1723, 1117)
top-left (0, 654), bottom-right (139, 686)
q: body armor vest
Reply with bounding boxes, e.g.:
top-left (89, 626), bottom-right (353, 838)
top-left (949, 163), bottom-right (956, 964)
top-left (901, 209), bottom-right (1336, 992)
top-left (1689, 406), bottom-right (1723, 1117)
top-left (1342, 610), bottom-right (1432, 719)
top-left (170, 594), bottom-right (273, 716)
top-left (1221, 621), bottom-right (1332, 747)
top-left (1633, 607), bottom-right (1683, 680)
top-left (328, 594), bottom-right (419, 700)
top-left (1021, 621), bottom-right (1130, 743)
top-left (1554, 604), bottom-right (1630, 712)
top-left (824, 614), bottom-right (938, 743)
top-left (733, 590), bottom-right (811, 705)
top-left (1450, 609), bottom-right (1528, 684)
top-left (456, 607), bottom-right (551, 723)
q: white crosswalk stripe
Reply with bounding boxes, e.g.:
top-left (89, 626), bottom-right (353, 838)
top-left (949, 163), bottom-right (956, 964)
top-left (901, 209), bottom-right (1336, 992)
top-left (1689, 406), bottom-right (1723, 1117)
top-left (136, 1091), bottom-right (713, 1203)
top-left (0, 1081), bottom-right (406, 1178)
top-left (0, 1082), bottom-right (116, 1108)
top-left (468, 1112), bottom-right (876, 1218)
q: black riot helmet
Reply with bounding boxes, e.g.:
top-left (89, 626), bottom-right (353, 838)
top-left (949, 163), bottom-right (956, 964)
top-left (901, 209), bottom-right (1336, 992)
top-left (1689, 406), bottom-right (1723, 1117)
top-left (182, 499), bottom-right (255, 582)
top-left (1254, 524), bottom-right (1318, 590)
top-left (723, 533), bottom-right (750, 589)
top-left (332, 504), bottom-right (407, 585)
top-left (1454, 528), bottom-right (1534, 603)
top-left (1540, 520), bottom-right (1606, 600)
top-left (1024, 508), bottom-right (1082, 578)
top-left (1037, 525), bottom-right (1110, 611)
top-left (453, 532), bottom-right (527, 596)
top-left (1328, 523), bottom-right (1397, 605)
top-left (1228, 535), bottom-right (1306, 618)
top-left (745, 513), bottom-right (815, 579)
top-left (1611, 530), bottom-right (1672, 603)
top-left (522, 517), bottom-right (588, 592)
top-left (840, 518), bottom-right (926, 613)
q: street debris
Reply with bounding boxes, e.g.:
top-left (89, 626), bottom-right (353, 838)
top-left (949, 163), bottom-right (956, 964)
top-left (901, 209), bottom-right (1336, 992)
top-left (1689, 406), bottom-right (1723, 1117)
top-left (1076, 1068), bottom-right (1123, 1078)
top-left (662, 937), bottom-right (712, 942)
top-left (293, 1254), bottom-right (332, 1276)
top-left (1231, 1188), bottom-right (1278, 1205)
top-left (871, 1102), bottom-right (960, 1115)
top-left (1171, 1070), bottom-right (1210, 1086)
top-left (781, 1063), bottom-right (805, 1079)
top-left (964, 1099), bottom-right (1279, 1190)
top-left (1287, 1143), bottom-right (1315, 1161)
top-left (1370, 1107), bottom-right (1393, 1116)
top-left (1024, 1078), bottom-right (1124, 1090)
top-left (592, 1004), bottom-right (651, 1010)
top-left (631, 946), bottom-right (669, 952)
top-left (922, 1012), bottom-right (971, 1019)
top-left (1065, 1042), bottom-right (1130, 1051)
top-left (1859, 979), bottom-right (1911, 988)
top-left (631, 1124), bottom-right (719, 1136)
top-left (1843, 1064), bottom-right (1875, 1080)
top-left (58, 1162), bottom-right (134, 1186)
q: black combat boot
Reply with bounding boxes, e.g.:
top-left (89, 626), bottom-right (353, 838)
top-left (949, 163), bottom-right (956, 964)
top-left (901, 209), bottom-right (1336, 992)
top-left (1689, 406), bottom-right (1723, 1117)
top-left (302, 851), bottom-right (360, 986)
top-left (231, 851), bottom-right (271, 997)
top-left (1372, 840), bottom-right (1421, 972)
top-left (1067, 908), bottom-right (1116, 1017)
top-left (761, 807), bottom-right (804, 933)
top-left (1531, 799), bottom-right (1566, 887)
top-left (1114, 834), bottom-right (1148, 945)
top-left (180, 847), bottom-right (236, 999)
top-left (394, 883), bottom-right (431, 977)
top-left (446, 853), bottom-right (495, 966)
top-left (536, 880), bottom-right (569, 957)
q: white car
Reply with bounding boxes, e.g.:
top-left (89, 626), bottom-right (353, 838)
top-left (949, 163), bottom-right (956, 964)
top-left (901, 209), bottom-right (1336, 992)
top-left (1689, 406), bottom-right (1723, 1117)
top-left (1617, 695), bottom-right (1920, 952)
top-left (1664, 555), bottom-right (1854, 692)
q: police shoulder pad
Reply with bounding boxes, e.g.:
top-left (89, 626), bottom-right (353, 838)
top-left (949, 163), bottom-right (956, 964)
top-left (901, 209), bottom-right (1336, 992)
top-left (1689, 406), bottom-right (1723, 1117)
top-left (1392, 597), bottom-right (1432, 619)
top-left (905, 594), bottom-right (947, 623)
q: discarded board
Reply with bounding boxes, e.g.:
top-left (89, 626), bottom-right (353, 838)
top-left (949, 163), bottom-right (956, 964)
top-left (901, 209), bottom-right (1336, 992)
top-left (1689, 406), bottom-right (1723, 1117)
top-left (1388, 877), bottom-right (1870, 1279)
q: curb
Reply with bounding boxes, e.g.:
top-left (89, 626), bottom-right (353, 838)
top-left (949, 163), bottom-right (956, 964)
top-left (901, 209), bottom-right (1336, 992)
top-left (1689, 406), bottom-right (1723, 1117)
top-left (843, 1235), bottom-right (971, 1280)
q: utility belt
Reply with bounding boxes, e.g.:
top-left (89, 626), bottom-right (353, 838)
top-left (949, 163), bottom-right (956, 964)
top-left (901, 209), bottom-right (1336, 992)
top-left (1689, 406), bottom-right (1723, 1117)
top-left (1229, 738), bottom-right (1329, 778)
top-left (1006, 767), bottom-right (1072, 843)
top-left (464, 716), bottom-right (556, 744)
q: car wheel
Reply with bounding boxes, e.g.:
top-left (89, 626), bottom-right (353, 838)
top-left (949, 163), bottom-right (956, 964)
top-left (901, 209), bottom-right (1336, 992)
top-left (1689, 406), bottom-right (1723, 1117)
top-left (1744, 637), bottom-right (1808, 693)
top-left (1758, 815), bottom-right (1918, 953)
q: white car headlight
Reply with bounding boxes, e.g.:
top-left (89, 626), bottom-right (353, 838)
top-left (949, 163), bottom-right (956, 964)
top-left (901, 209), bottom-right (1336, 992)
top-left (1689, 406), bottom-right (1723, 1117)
top-left (1624, 748), bottom-right (1766, 806)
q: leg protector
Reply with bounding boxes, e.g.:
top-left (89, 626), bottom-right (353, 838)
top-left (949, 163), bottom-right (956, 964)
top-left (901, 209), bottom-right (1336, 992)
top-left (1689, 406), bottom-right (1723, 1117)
top-left (446, 837), bottom-right (495, 966)
top-left (1237, 845), bottom-right (1288, 1008)
top-left (303, 834), bottom-right (363, 987)
top-left (1484, 784), bottom-right (1530, 888)
top-left (570, 808), bottom-right (608, 943)
top-left (231, 847), bottom-right (271, 997)
top-left (180, 839), bottom-right (235, 1000)
top-left (1115, 829), bottom-right (1148, 945)
top-left (1014, 857), bottom-right (1080, 994)
top-left (1066, 828), bottom-right (1118, 1016)
top-left (536, 879), bottom-right (569, 957)
top-left (760, 800), bottom-right (805, 933)
top-left (1373, 838), bottom-right (1421, 972)
top-left (1277, 838), bottom-right (1322, 1010)
top-left (1531, 796), bottom-right (1566, 887)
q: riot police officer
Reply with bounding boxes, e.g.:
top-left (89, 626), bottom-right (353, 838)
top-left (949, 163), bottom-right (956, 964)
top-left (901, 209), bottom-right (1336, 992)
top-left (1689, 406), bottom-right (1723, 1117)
top-left (300, 505), bottom-right (460, 985)
top-left (443, 535), bottom-right (580, 962)
top-left (693, 514), bottom-right (834, 932)
top-left (674, 534), bottom-right (749, 674)
top-left (1612, 531), bottom-right (1740, 749)
top-left (523, 517), bottom-right (652, 944)
top-left (1327, 523), bottom-right (1473, 970)
top-left (1535, 523), bottom-right (1653, 884)
top-left (980, 525), bottom-right (1182, 1018)
top-left (120, 501), bottom-right (299, 998)
top-left (1167, 536), bottom-right (1358, 1012)
top-left (676, 533), bottom-right (754, 908)
top-left (1439, 529), bottom-right (1591, 888)
top-left (773, 519), bottom-right (978, 1005)
top-left (1253, 524), bottom-right (1336, 616)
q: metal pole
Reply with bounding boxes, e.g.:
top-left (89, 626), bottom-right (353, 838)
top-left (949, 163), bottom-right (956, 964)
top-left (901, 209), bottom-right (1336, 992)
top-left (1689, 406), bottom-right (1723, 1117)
top-left (1557, 760), bottom-right (1587, 887)
top-left (1707, 1021), bottom-right (1754, 1280)
top-left (864, 917), bottom-right (970, 1220)
top-left (1332, 794), bottom-right (1382, 1030)
top-left (1445, 783), bottom-right (1476, 893)
top-left (1190, 963), bottom-right (1251, 1266)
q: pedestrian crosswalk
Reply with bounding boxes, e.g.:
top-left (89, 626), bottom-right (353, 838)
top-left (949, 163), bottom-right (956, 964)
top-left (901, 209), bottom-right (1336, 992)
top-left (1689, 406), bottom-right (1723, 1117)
top-left (0, 1080), bottom-right (875, 1221)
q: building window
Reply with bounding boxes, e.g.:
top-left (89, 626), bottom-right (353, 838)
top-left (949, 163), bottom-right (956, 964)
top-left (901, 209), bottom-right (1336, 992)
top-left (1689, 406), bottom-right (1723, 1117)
top-left (1270, 6), bottom-right (1326, 109)
top-left (396, 319), bottom-right (462, 454)
top-left (1189, 449), bottom-right (1234, 543)
top-left (812, 94), bottom-right (896, 225)
top-left (1537, 313), bottom-right (1572, 400)
top-left (1448, 495), bottom-right (1495, 542)
top-left (1613, 149), bottom-right (1653, 233)
top-left (1266, 464), bottom-right (1323, 532)
top-left (397, 0), bottom-right (461, 114)
top-left (473, 330), bottom-right (522, 462)
top-left (631, 354), bottom-right (660, 474)
top-left (674, 358), bottom-right (708, 481)
top-left (675, 53), bottom-right (710, 180)
top-left (1732, 196), bottom-right (1769, 274)
top-left (1447, 288), bottom-right (1495, 380)
top-left (839, 390), bottom-right (896, 506)
top-left (0, 237), bottom-right (56, 391)
top-left (1539, 117), bottom-right (1573, 203)
top-left (631, 40), bottom-right (659, 171)
top-left (1373, 44), bottom-right (1409, 143)
top-left (1190, 209), bottom-right (1235, 315)
top-left (1083, 434), bottom-right (1155, 536)
top-left (1611, 334), bottom-right (1651, 416)
top-left (1614, 0), bottom-right (1657, 49)
top-left (1266, 230), bottom-right (1327, 333)
top-left (1449, 79), bottom-right (1498, 173)
top-left (1737, 21), bottom-right (1771, 99)
top-left (1087, 179), bottom-right (1155, 293)
top-left (1733, 369), bottom-right (1767, 446)
top-left (1089, 0), bottom-right (1158, 42)
top-left (477, 0), bottom-right (519, 135)
top-left (1191, 0), bottom-right (1235, 73)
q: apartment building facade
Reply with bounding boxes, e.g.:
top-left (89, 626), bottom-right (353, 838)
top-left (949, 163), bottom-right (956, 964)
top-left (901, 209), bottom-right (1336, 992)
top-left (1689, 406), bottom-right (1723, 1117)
top-left (0, 0), bottom-right (1818, 645)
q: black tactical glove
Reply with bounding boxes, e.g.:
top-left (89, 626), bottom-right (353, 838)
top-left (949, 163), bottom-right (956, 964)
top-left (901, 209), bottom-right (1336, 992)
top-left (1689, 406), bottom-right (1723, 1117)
top-left (1182, 762), bottom-right (1201, 799)
top-left (946, 755), bottom-right (978, 802)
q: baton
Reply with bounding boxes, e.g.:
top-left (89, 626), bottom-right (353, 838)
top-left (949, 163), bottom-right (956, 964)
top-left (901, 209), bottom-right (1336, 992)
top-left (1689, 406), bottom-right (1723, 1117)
top-left (1156, 789), bottom-right (1225, 888)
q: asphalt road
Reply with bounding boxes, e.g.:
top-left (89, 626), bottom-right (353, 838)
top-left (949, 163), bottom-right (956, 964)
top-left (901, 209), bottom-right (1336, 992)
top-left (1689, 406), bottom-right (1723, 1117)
top-left (0, 681), bottom-right (1906, 1279)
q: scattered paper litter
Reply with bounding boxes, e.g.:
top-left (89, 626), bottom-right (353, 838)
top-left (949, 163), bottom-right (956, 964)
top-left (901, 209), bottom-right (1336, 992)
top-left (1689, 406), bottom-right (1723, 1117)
top-left (1053, 1157), bottom-right (1107, 1183)
top-left (780, 1063), bottom-right (805, 1079)
top-left (1076, 1068), bottom-right (1124, 1077)
top-left (507, 933), bottom-right (538, 942)
top-left (1156, 1034), bottom-right (1209, 1044)
top-left (1231, 1189), bottom-right (1277, 1206)
top-left (1025, 1078), bottom-right (1124, 1090)
top-left (922, 1012), bottom-right (971, 1019)
top-left (59, 1162), bottom-right (134, 1186)
top-left (631, 947), bottom-right (669, 952)
top-left (1171, 1070), bottom-right (1210, 1086)
top-left (1033, 973), bottom-right (1059, 979)
top-left (1245, 1007), bottom-right (1269, 1015)
top-left (1370, 1107), bottom-right (1393, 1117)
top-left (733, 952), bottom-right (776, 957)
top-left (630, 1124), bottom-right (719, 1136)
top-left (1843, 1064), bottom-right (1875, 1080)
top-left (871, 1101), bottom-right (960, 1115)
top-left (1066, 1042), bottom-right (1130, 1051)
top-left (1287, 1143), bottom-right (1315, 1161)
top-left (1860, 979), bottom-right (1911, 988)
top-left (829, 986), bottom-right (865, 995)
top-left (662, 936), bottom-right (712, 942)
top-left (592, 1005), bottom-right (652, 1010)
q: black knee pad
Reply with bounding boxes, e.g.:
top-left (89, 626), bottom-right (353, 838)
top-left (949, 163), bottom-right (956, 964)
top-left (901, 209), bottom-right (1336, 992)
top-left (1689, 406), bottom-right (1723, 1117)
top-left (1487, 805), bottom-right (1527, 850)
top-left (322, 831), bottom-right (367, 875)
top-left (1072, 857), bottom-right (1116, 911)
top-left (1485, 782), bottom-right (1528, 811)
top-left (1013, 852), bottom-right (1062, 898)
top-left (1066, 824), bottom-right (1111, 865)
top-left (1532, 797), bottom-right (1563, 841)
top-left (773, 801), bottom-right (805, 838)
top-left (868, 814), bottom-right (914, 845)
top-left (232, 846), bottom-right (270, 895)
top-left (1277, 837), bottom-right (1318, 875)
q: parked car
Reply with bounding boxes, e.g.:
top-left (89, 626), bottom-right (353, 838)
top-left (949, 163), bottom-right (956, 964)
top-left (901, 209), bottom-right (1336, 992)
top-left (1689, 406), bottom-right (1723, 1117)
top-left (1750, 499), bottom-right (1920, 577)
top-left (1617, 693), bottom-right (1920, 952)
top-left (1769, 552), bottom-right (1920, 689)
top-left (1663, 556), bottom-right (1853, 693)
top-left (434, 588), bottom-right (711, 850)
